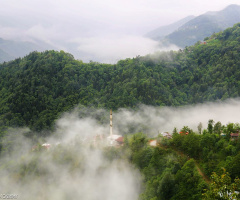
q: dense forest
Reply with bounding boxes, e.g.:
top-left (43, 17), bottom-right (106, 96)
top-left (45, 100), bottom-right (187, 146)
top-left (124, 120), bottom-right (240, 199)
top-left (0, 23), bottom-right (240, 199)
top-left (0, 23), bottom-right (240, 133)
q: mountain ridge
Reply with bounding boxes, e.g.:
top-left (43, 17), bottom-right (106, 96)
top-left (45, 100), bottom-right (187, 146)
top-left (0, 23), bottom-right (240, 131)
top-left (0, 37), bottom-right (56, 63)
top-left (145, 15), bottom-right (195, 40)
top-left (147, 4), bottom-right (240, 48)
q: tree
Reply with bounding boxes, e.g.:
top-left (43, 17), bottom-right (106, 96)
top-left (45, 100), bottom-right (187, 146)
top-left (227, 152), bottom-right (240, 179)
top-left (180, 126), bottom-right (192, 134)
top-left (182, 133), bottom-right (200, 158)
top-left (203, 168), bottom-right (240, 200)
top-left (129, 132), bottom-right (148, 152)
top-left (208, 119), bottom-right (214, 134)
top-left (198, 122), bottom-right (203, 134)
top-left (172, 127), bottom-right (178, 135)
top-left (214, 121), bottom-right (222, 134)
top-left (173, 159), bottom-right (206, 200)
top-left (157, 172), bottom-right (175, 200)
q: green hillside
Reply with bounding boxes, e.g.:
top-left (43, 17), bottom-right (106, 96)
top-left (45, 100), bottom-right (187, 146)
top-left (0, 23), bottom-right (240, 132)
top-left (1, 23), bottom-right (240, 200)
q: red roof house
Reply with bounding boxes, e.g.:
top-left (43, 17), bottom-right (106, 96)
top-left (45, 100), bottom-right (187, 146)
top-left (230, 133), bottom-right (239, 140)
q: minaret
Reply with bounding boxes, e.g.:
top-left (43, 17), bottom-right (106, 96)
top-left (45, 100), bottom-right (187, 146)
top-left (110, 109), bottom-right (113, 137)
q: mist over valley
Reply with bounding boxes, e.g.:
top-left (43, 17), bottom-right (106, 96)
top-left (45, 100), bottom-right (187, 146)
top-left (1, 1), bottom-right (240, 199)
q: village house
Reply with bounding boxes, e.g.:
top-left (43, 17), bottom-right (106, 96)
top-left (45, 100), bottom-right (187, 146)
top-left (179, 131), bottom-right (189, 136)
top-left (230, 133), bottom-right (239, 141)
top-left (220, 133), bottom-right (226, 137)
top-left (149, 140), bottom-right (157, 147)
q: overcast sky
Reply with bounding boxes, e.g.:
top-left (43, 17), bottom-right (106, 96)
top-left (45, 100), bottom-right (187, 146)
top-left (0, 0), bottom-right (240, 62)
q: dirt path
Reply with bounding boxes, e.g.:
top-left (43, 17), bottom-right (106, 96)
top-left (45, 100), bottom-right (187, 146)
top-left (194, 161), bottom-right (210, 184)
top-left (155, 141), bottom-right (210, 184)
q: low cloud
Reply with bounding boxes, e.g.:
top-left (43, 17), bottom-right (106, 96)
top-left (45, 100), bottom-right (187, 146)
top-left (0, 113), bottom-right (141, 200)
top-left (50, 97), bottom-right (240, 138)
top-left (113, 98), bottom-right (240, 135)
top-left (72, 35), bottom-right (179, 63)
top-left (0, 0), bottom-right (240, 62)
top-left (1, 98), bottom-right (240, 199)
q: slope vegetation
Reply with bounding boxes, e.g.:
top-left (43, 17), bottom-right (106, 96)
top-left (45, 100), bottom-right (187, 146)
top-left (0, 23), bottom-right (240, 131)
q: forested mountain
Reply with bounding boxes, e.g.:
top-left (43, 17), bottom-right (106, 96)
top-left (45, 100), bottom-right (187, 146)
top-left (145, 15), bottom-right (195, 40)
top-left (148, 4), bottom-right (240, 48)
top-left (0, 23), bottom-right (240, 132)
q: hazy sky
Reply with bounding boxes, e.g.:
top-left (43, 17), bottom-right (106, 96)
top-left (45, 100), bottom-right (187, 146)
top-left (1, 0), bottom-right (240, 62)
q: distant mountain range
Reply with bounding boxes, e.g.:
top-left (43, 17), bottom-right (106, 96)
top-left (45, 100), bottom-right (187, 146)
top-left (146, 4), bottom-right (240, 48)
top-left (1, 4), bottom-right (240, 63)
top-left (0, 38), bottom-right (55, 63)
